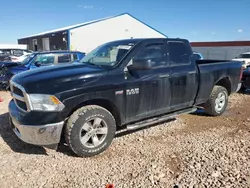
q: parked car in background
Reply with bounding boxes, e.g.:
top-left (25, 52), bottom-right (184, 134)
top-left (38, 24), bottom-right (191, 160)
top-left (0, 48), bottom-right (33, 62)
top-left (8, 38), bottom-right (242, 157)
top-left (0, 50), bottom-right (85, 90)
top-left (193, 51), bottom-right (204, 60)
top-left (232, 52), bottom-right (250, 68)
top-left (240, 65), bottom-right (250, 90)
top-left (0, 50), bottom-right (11, 62)
top-left (10, 52), bottom-right (32, 62)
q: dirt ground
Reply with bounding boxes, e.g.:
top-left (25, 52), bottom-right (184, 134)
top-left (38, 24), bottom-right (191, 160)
top-left (0, 91), bottom-right (250, 188)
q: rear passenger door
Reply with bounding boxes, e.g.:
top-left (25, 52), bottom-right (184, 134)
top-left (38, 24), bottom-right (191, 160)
top-left (167, 40), bottom-right (198, 111)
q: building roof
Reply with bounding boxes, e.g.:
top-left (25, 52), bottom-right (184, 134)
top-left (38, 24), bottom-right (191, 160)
top-left (19, 13), bottom-right (167, 40)
top-left (191, 40), bottom-right (250, 47)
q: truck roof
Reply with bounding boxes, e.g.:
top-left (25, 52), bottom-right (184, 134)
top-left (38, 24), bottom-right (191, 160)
top-left (102, 38), bottom-right (189, 45)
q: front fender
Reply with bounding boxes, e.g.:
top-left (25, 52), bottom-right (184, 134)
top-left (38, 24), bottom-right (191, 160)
top-left (59, 89), bottom-right (122, 125)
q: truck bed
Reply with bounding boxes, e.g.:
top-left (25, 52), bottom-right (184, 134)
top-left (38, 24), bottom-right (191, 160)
top-left (194, 60), bottom-right (242, 106)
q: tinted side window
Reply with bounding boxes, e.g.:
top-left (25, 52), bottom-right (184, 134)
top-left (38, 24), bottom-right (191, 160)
top-left (32, 54), bottom-right (55, 65)
top-left (168, 42), bottom-right (190, 65)
top-left (1, 49), bottom-right (11, 55)
top-left (58, 54), bottom-right (72, 63)
top-left (73, 54), bottom-right (78, 60)
top-left (12, 50), bottom-right (24, 56)
top-left (133, 44), bottom-right (167, 67)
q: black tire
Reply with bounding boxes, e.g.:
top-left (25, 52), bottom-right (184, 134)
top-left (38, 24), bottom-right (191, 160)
top-left (65, 105), bottom-right (116, 157)
top-left (204, 86), bottom-right (228, 116)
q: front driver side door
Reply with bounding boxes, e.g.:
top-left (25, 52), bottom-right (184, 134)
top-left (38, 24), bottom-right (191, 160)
top-left (124, 41), bottom-right (171, 123)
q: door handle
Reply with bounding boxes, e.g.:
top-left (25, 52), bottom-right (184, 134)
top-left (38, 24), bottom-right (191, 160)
top-left (159, 74), bottom-right (170, 78)
top-left (187, 71), bottom-right (196, 74)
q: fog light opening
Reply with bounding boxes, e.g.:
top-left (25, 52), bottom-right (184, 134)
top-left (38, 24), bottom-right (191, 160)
top-left (38, 128), bottom-right (46, 134)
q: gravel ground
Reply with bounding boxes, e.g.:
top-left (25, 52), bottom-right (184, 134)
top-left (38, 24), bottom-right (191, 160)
top-left (0, 91), bottom-right (250, 188)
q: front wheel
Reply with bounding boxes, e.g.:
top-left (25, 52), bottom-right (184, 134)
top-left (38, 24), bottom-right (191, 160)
top-left (204, 86), bottom-right (228, 116)
top-left (65, 105), bottom-right (116, 157)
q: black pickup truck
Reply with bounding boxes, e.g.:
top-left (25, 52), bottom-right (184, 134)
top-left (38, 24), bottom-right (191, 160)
top-left (8, 38), bottom-right (242, 157)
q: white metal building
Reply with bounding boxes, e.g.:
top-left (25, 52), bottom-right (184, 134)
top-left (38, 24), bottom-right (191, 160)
top-left (191, 41), bottom-right (250, 60)
top-left (18, 13), bottom-right (167, 53)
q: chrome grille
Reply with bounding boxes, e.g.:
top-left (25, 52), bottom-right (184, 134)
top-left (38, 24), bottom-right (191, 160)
top-left (10, 81), bottom-right (28, 112)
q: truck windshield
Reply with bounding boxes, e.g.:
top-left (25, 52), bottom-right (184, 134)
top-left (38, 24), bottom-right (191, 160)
top-left (238, 54), bottom-right (250, 58)
top-left (79, 41), bottom-right (135, 67)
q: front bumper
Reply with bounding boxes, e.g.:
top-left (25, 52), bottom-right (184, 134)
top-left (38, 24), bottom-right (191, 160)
top-left (9, 100), bottom-right (65, 146)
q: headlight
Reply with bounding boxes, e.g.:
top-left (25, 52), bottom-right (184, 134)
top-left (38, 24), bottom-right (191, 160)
top-left (29, 94), bottom-right (65, 111)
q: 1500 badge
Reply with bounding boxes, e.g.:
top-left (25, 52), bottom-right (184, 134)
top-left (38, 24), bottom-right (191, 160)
top-left (126, 88), bottom-right (139, 95)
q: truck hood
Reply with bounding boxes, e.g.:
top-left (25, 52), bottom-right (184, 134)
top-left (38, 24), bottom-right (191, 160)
top-left (11, 63), bottom-right (107, 94)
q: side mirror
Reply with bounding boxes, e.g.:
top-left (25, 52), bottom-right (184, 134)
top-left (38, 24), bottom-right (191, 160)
top-left (127, 59), bottom-right (153, 71)
top-left (34, 61), bottom-right (41, 67)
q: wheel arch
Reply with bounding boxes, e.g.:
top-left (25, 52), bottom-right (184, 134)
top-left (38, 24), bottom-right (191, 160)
top-left (215, 77), bottom-right (232, 95)
top-left (66, 98), bottom-right (122, 127)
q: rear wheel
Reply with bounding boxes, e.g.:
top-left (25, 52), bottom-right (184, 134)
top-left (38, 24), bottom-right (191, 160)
top-left (204, 86), bottom-right (228, 116)
top-left (65, 105), bottom-right (116, 157)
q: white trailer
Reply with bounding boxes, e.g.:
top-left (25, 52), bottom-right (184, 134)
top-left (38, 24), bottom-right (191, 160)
top-left (0, 44), bottom-right (28, 50)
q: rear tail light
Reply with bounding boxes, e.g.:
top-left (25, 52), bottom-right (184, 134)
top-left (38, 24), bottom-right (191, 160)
top-left (240, 67), bottom-right (243, 80)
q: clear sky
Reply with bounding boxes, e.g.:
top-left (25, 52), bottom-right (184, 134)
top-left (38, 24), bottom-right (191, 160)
top-left (0, 0), bottom-right (249, 43)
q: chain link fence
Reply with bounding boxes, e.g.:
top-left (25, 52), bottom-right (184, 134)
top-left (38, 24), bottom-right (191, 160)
top-left (192, 46), bottom-right (250, 60)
